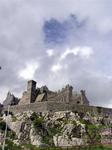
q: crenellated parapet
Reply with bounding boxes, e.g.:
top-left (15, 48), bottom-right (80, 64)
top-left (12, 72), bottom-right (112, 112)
top-left (2, 80), bottom-right (112, 116)
top-left (6, 80), bottom-right (90, 106)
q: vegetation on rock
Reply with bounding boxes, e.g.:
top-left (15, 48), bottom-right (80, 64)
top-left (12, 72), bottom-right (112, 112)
top-left (0, 111), bottom-right (112, 149)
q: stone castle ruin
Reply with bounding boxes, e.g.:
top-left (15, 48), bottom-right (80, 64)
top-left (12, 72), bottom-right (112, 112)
top-left (2, 80), bottom-right (112, 115)
top-left (18, 80), bottom-right (89, 105)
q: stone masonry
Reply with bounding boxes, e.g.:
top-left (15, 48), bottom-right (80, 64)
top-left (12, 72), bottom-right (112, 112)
top-left (19, 80), bottom-right (37, 105)
top-left (0, 80), bottom-right (112, 117)
top-left (18, 80), bottom-right (89, 106)
top-left (2, 80), bottom-right (112, 116)
top-left (1, 80), bottom-right (90, 114)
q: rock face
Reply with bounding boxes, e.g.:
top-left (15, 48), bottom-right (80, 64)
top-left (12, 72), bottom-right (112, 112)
top-left (30, 127), bottom-right (43, 146)
top-left (0, 132), bottom-right (4, 145)
top-left (0, 103), bottom-right (3, 113)
top-left (3, 92), bottom-right (20, 106)
top-left (53, 135), bottom-right (83, 147)
top-left (0, 110), bottom-right (112, 147)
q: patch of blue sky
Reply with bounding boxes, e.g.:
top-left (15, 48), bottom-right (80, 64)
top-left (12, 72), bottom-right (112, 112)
top-left (43, 14), bottom-right (86, 46)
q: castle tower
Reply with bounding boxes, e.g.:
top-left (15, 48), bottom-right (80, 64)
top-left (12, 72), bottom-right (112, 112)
top-left (80, 90), bottom-right (89, 105)
top-left (65, 84), bottom-right (73, 102)
top-left (27, 80), bottom-right (36, 103)
top-left (19, 80), bottom-right (36, 105)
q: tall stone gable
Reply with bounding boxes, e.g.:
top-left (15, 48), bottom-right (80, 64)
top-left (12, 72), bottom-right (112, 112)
top-left (19, 80), bottom-right (36, 105)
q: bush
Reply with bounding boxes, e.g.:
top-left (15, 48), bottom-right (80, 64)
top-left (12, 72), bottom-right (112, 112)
top-left (86, 124), bottom-right (101, 144)
top-left (7, 130), bottom-right (16, 140)
top-left (30, 112), bottom-right (38, 121)
top-left (31, 112), bottom-right (44, 129)
top-left (12, 115), bottom-right (18, 122)
top-left (0, 121), bottom-right (6, 131)
top-left (0, 139), bottom-right (22, 150)
top-left (33, 117), bottom-right (44, 128)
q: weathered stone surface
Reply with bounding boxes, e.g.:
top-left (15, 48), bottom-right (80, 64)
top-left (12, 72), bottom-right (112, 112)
top-left (30, 127), bottom-right (42, 146)
top-left (2, 80), bottom-right (112, 118)
top-left (35, 93), bottom-right (46, 102)
top-left (3, 114), bottom-right (23, 136)
top-left (18, 80), bottom-right (89, 106)
top-left (53, 135), bottom-right (84, 147)
top-left (19, 80), bottom-right (37, 105)
top-left (1, 110), bottom-right (112, 147)
top-left (1, 79), bottom-right (112, 149)
top-left (0, 132), bottom-right (4, 145)
top-left (3, 92), bottom-right (19, 106)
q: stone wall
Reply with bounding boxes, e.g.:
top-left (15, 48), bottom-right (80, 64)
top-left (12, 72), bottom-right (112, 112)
top-left (48, 85), bottom-right (73, 103)
top-left (3, 102), bottom-right (48, 114)
top-left (3, 102), bottom-right (112, 117)
top-left (48, 88), bottom-right (89, 105)
top-left (15, 80), bottom-right (89, 106)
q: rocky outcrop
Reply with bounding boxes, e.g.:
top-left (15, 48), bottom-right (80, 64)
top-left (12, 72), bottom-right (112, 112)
top-left (53, 135), bottom-right (84, 147)
top-left (0, 132), bottom-right (4, 145)
top-left (0, 110), bottom-right (112, 148)
top-left (30, 127), bottom-right (43, 146)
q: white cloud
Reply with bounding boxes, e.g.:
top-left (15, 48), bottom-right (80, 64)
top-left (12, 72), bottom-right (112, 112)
top-left (18, 62), bottom-right (39, 80)
top-left (51, 63), bottom-right (62, 73)
top-left (50, 46), bottom-right (93, 75)
top-left (79, 47), bottom-right (93, 58)
top-left (46, 49), bottom-right (54, 57)
top-left (60, 46), bottom-right (93, 60)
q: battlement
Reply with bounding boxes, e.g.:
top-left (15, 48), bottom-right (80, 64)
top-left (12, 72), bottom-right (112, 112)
top-left (2, 80), bottom-right (94, 114)
top-left (17, 80), bottom-right (89, 106)
top-left (2, 80), bottom-right (112, 116)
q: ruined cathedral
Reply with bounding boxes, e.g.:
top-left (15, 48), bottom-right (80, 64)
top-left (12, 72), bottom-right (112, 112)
top-left (2, 80), bottom-right (112, 115)
top-left (2, 80), bottom-right (90, 113)
top-left (4, 80), bottom-right (89, 105)
top-left (19, 80), bottom-right (89, 105)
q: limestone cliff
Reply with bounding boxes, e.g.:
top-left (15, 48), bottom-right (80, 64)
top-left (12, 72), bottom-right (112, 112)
top-left (0, 110), bottom-right (112, 149)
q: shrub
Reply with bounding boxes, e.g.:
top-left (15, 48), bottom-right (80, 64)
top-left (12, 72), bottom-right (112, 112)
top-left (33, 117), bottom-right (44, 128)
top-left (7, 130), bottom-right (16, 140)
top-left (86, 124), bottom-right (101, 144)
top-left (12, 115), bottom-right (18, 122)
top-left (30, 112), bottom-right (38, 121)
top-left (0, 139), bottom-right (22, 150)
top-left (0, 121), bottom-right (6, 131)
top-left (31, 112), bottom-right (44, 129)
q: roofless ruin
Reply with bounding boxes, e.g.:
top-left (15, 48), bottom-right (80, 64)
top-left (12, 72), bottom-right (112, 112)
top-left (2, 80), bottom-right (112, 115)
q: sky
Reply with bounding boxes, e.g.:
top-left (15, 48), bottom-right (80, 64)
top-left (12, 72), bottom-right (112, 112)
top-left (0, 0), bottom-right (112, 107)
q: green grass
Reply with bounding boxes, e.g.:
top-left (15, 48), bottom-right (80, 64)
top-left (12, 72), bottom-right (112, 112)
top-left (23, 146), bottom-right (112, 150)
top-left (0, 144), bottom-right (112, 150)
top-left (35, 146), bottom-right (112, 150)
top-left (0, 140), bottom-right (22, 150)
